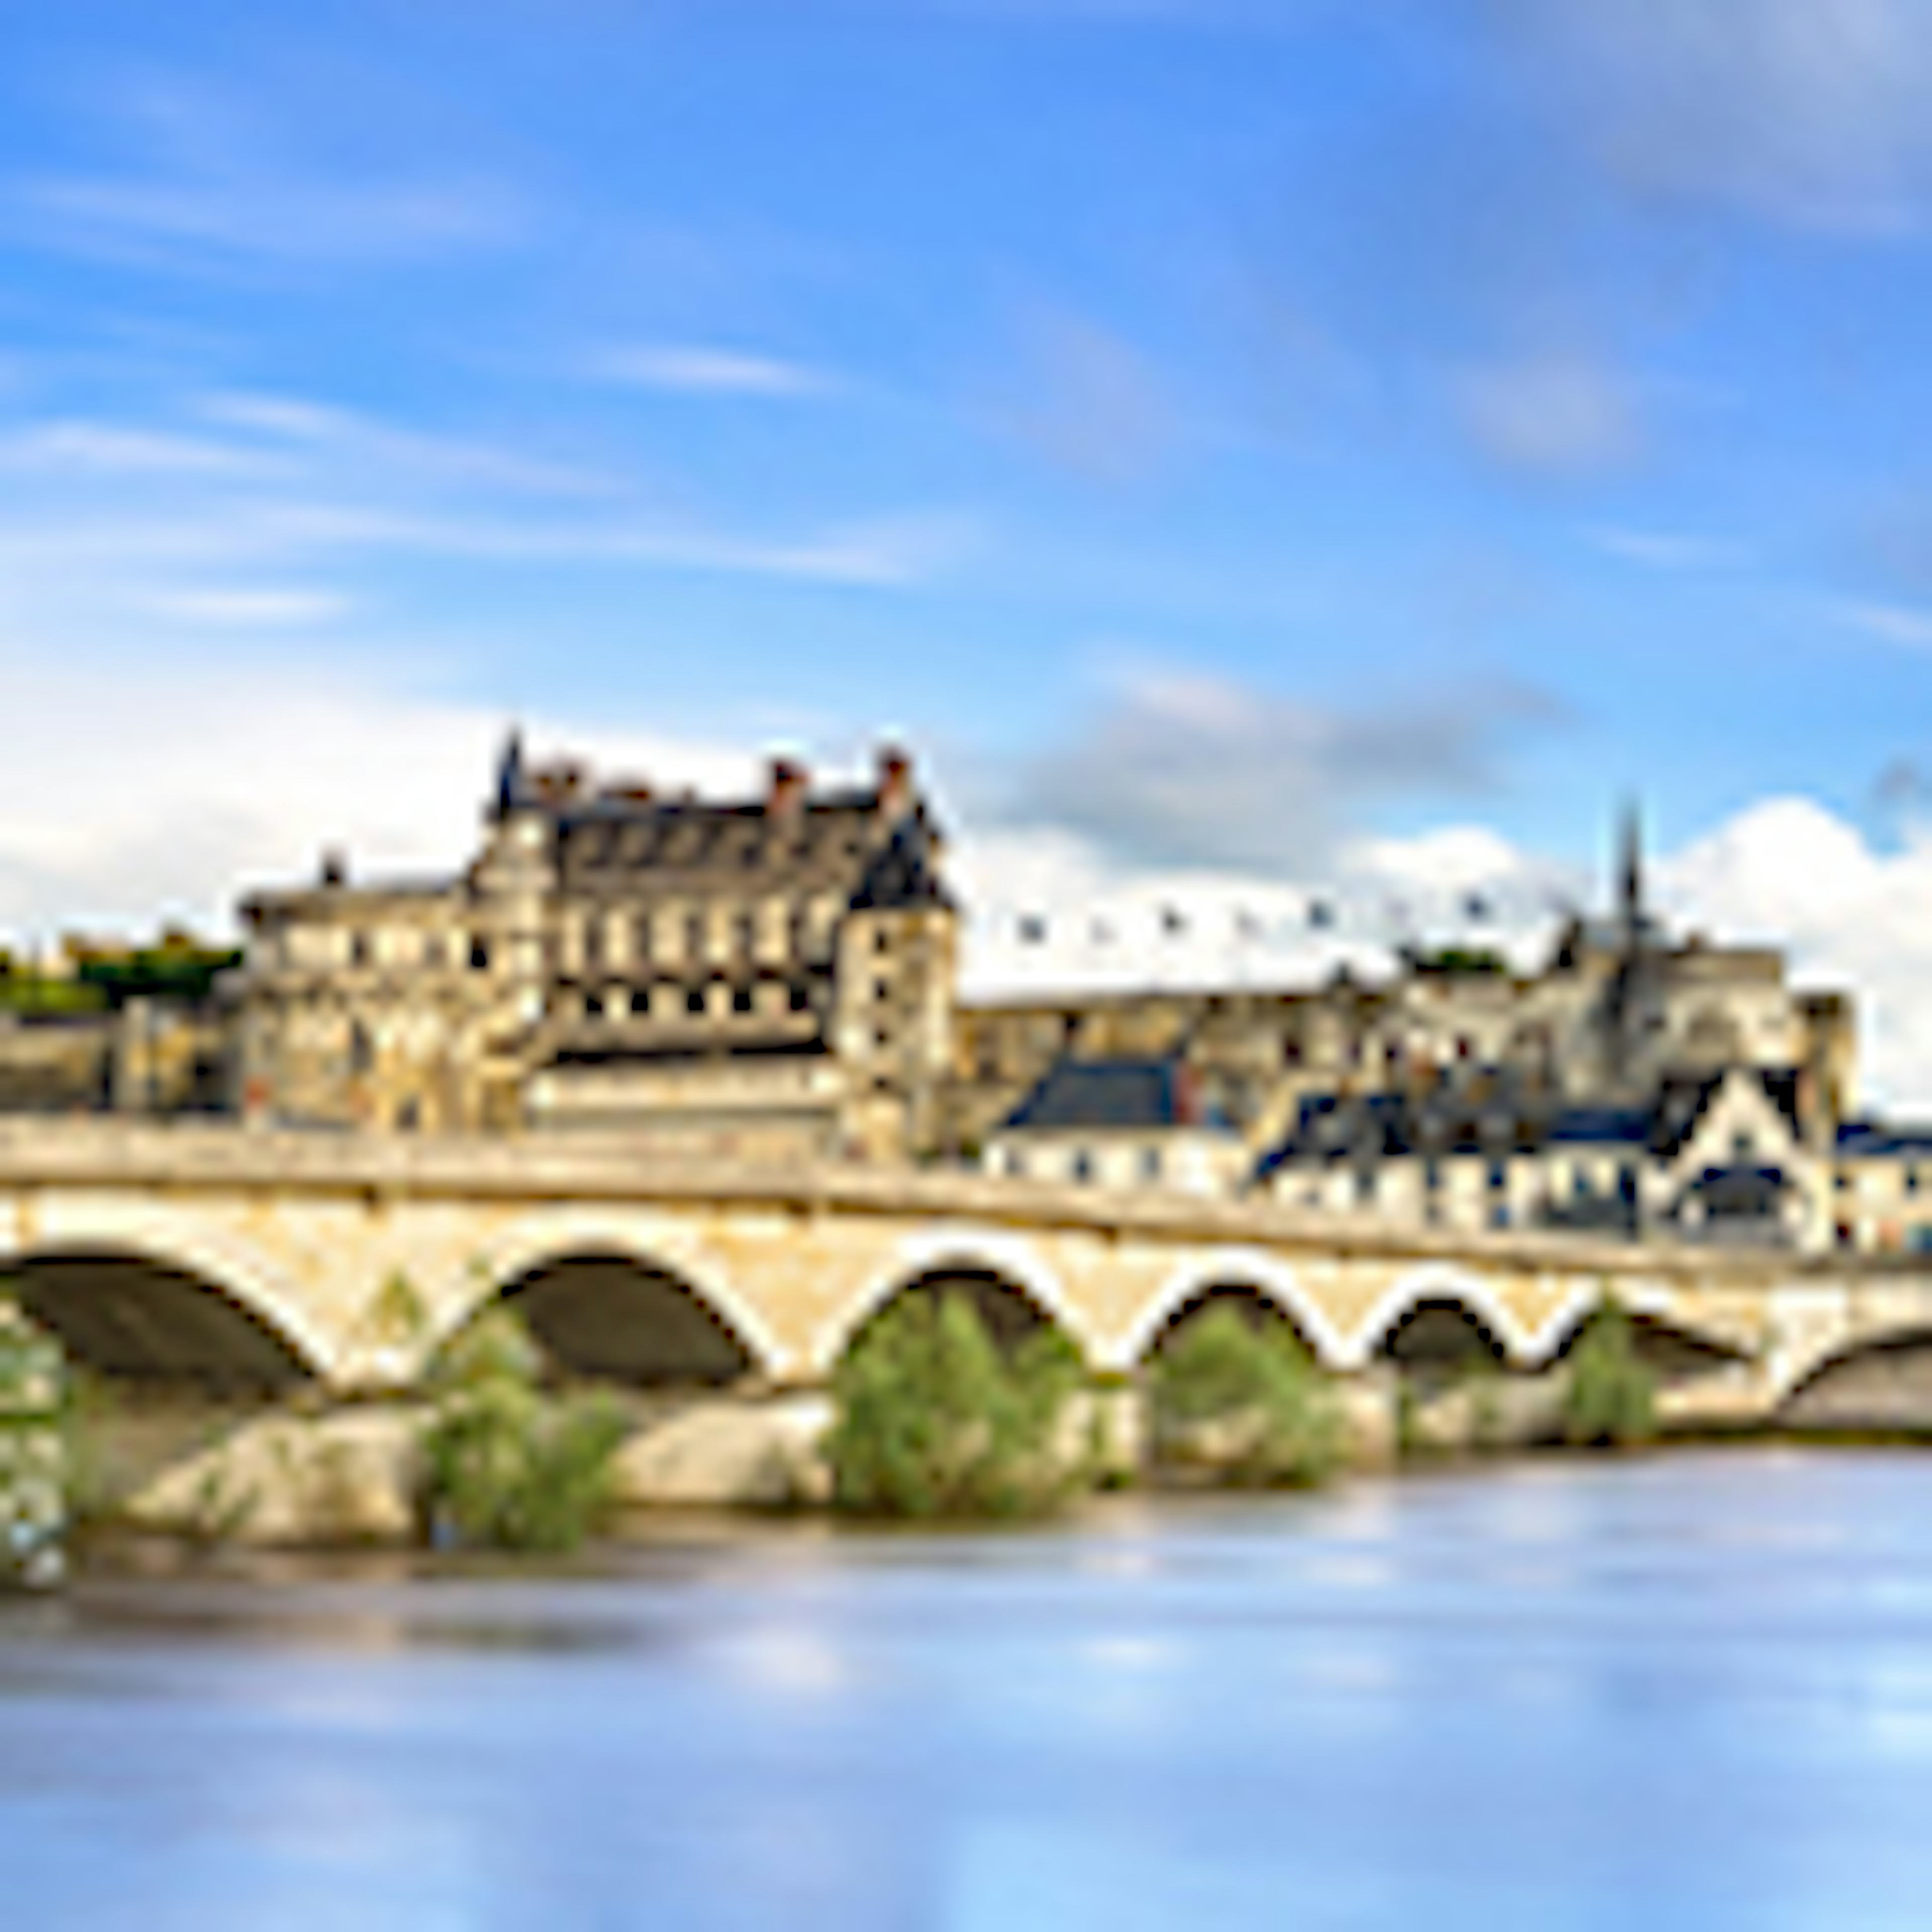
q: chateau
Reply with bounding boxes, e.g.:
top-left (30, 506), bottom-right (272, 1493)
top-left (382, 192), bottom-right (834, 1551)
top-left (5, 736), bottom-right (1928, 1254)
top-left (235, 739), bottom-right (956, 1163)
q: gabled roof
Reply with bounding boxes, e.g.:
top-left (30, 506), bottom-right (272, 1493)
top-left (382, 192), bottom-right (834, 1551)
top-left (1001, 1058), bottom-right (1229, 1133)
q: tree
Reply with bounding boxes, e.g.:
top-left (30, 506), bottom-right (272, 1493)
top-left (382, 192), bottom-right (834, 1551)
top-left (824, 1291), bottom-right (1086, 1519)
top-left (1150, 1303), bottom-right (1345, 1487)
top-left (1562, 1300), bottom-right (1658, 1448)
top-left (416, 1309), bottom-right (627, 1552)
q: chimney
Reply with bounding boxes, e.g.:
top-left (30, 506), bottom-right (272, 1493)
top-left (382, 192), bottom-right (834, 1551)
top-left (766, 756), bottom-right (810, 819)
top-left (875, 744), bottom-right (913, 824)
top-left (600, 778), bottom-right (655, 806)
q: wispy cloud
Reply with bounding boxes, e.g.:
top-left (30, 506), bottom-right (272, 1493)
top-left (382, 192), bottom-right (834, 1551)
top-left (133, 584), bottom-right (352, 629)
top-left (1587, 525), bottom-right (1743, 571)
top-left (1491, 0), bottom-right (1932, 236)
top-left (1834, 597), bottom-right (1932, 650)
top-left (1450, 347), bottom-right (1640, 479)
top-left (4, 74), bottom-right (525, 274)
top-left (586, 343), bottom-right (833, 397)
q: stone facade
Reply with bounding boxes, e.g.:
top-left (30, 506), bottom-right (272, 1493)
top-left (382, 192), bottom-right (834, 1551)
top-left (235, 741), bottom-right (957, 1163)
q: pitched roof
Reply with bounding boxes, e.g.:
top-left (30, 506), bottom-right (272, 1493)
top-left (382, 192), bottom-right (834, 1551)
top-left (1001, 1058), bottom-right (1228, 1133)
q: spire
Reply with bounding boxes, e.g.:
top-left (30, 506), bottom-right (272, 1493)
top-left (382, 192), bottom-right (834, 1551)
top-left (1619, 795), bottom-right (1644, 941)
top-left (492, 727), bottom-right (526, 821)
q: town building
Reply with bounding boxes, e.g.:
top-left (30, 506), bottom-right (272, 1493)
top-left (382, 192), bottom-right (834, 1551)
top-left (982, 1057), bottom-right (1247, 1196)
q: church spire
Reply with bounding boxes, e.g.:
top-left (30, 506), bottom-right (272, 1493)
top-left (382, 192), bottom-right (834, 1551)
top-left (1619, 796), bottom-right (1644, 942)
top-left (492, 726), bottom-right (526, 821)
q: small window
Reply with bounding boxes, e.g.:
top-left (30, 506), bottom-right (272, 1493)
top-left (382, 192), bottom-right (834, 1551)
top-left (873, 977), bottom-right (891, 1003)
top-left (686, 986), bottom-right (706, 1016)
top-left (788, 981), bottom-right (811, 1013)
top-left (1487, 1160), bottom-right (1506, 1191)
top-left (685, 910), bottom-right (706, 963)
top-left (734, 910), bottom-right (756, 959)
top-left (583, 920), bottom-right (604, 970)
top-left (732, 985), bottom-right (753, 1015)
top-left (633, 912), bottom-right (655, 964)
top-left (468, 937), bottom-right (490, 972)
top-left (347, 1019), bottom-right (374, 1075)
top-left (1424, 1157), bottom-right (1442, 1193)
top-left (1141, 1146), bottom-right (1162, 1181)
top-left (1732, 1132), bottom-right (1752, 1161)
top-left (873, 928), bottom-right (892, 955)
top-left (585, 992), bottom-right (603, 1019)
top-left (1490, 1204), bottom-right (1510, 1230)
top-left (348, 931), bottom-right (369, 969)
top-left (1071, 1149), bottom-right (1094, 1184)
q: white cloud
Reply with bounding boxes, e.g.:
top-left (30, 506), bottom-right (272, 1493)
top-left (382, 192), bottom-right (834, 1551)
top-left (586, 344), bottom-right (832, 398)
top-left (0, 657), bottom-right (760, 944)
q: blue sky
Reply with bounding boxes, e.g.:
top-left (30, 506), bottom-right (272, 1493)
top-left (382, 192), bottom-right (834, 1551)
top-left (12, 2), bottom-right (1932, 1092)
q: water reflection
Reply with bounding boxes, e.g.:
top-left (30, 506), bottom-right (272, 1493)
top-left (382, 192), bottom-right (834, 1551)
top-left (6, 1453), bottom-right (1932, 1927)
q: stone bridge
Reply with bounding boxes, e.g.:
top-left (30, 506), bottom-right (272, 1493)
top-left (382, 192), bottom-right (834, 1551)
top-left (7, 1120), bottom-right (1932, 1430)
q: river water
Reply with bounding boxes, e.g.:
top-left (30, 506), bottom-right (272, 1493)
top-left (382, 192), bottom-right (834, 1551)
top-left (4, 1448), bottom-right (1932, 1929)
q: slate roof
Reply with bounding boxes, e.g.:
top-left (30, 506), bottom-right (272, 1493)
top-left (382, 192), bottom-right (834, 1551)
top-left (1256, 1064), bottom-right (1808, 1178)
top-left (1001, 1058), bottom-right (1229, 1133)
top-left (1837, 1119), bottom-right (1932, 1157)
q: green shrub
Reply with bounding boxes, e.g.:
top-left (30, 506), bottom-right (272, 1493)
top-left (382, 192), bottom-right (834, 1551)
top-left (417, 1309), bottom-right (628, 1552)
top-left (1150, 1304), bottom-right (1346, 1487)
top-left (825, 1292), bottom-right (1086, 1519)
top-left (1562, 1301), bottom-right (1657, 1448)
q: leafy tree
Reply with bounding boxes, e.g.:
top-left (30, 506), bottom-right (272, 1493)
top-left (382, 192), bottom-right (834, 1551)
top-left (416, 1308), bottom-right (627, 1552)
top-left (825, 1291), bottom-right (1086, 1519)
top-left (1562, 1300), bottom-right (1658, 1448)
top-left (1150, 1303), bottom-right (1346, 1487)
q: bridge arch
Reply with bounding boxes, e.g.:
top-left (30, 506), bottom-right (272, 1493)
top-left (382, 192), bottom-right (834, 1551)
top-left (0, 1239), bottom-right (327, 1390)
top-left (1777, 1326), bottom-right (1932, 1429)
top-left (1351, 1264), bottom-right (1531, 1370)
top-left (1125, 1252), bottom-right (1343, 1369)
top-left (446, 1226), bottom-right (783, 1385)
top-left (818, 1232), bottom-right (1086, 1372)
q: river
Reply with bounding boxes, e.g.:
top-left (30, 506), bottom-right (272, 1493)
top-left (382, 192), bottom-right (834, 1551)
top-left (4, 1448), bottom-right (1932, 1928)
